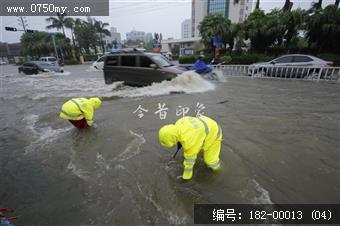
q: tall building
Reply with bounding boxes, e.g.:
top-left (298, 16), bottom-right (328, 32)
top-left (181, 19), bottom-right (192, 39)
top-left (208, 0), bottom-right (229, 16)
top-left (190, 0), bottom-right (252, 37)
top-left (126, 30), bottom-right (145, 42)
top-left (191, 0), bottom-right (208, 37)
top-left (225, 0), bottom-right (253, 23)
top-left (103, 27), bottom-right (121, 45)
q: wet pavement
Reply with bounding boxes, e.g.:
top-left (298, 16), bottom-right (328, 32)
top-left (0, 64), bottom-right (339, 225)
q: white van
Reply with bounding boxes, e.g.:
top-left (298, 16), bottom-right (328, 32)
top-left (39, 57), bottom-right (57, 63)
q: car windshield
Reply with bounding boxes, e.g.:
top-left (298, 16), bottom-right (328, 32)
top-left (150, 55), bottom-right (172, 67)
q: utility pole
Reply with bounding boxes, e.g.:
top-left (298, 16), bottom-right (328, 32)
top-left (17, 16), bottom-right (28, 32)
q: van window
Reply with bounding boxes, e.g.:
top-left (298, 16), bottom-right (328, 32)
top-left (140, 56), bottom-right (153, 67)
top-left (121, 56), bottom-right (136, 67)
top-left (48, 57), bottom-right (57, 62)
top-left (106, 56), bottom-right (119, 66)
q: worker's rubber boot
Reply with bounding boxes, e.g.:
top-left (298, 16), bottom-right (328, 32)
top-left (182, 168), bottom-right (193, 180)
top-left (211, 164), bottom-right (221, 171)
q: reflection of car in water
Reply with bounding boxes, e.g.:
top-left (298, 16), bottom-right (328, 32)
top-left (18, 61), bottom-right (64, 75)
top-left (248, 54), bottom-right (333, 78)
top-left (92, 56), bottom-right (106, 70)
top-left (103, 48), bottom-right (186, 86)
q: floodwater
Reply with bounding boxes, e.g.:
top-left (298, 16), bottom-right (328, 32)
top-left (0, 64), bottom-right (339, 225)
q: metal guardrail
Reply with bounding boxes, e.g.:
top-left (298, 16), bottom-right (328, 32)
top-left (211, 65), bottom-right (340, 81)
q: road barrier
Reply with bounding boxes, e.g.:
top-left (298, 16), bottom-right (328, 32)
top-left (211, 65), bottom-right (340, 81)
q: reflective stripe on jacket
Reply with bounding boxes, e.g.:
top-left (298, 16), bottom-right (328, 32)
top-left (175, 116), bottom-right (222, 158)
top-left (59, 98), bottom-right (95, 125)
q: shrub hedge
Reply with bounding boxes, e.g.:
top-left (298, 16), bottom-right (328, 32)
top-left (83, 54), bottom-right (99, 62)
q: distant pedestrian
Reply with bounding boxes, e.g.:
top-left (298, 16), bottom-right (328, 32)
top-left (59, 97), bottom-right (102, 129)
top-left (158, 115), bottom-right (222, 180)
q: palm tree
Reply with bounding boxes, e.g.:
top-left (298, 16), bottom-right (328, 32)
top-left (94, 20), bottom-right (111, 53)
top-left (64, 17), bottom-right (76, 48)
top-left (46, 13), bottom-right (68, 37)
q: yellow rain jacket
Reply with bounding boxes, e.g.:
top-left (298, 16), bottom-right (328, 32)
top-left (59, 97), bottom-right (102, 126)
top-left (159, 116), bottom-right (223, 180)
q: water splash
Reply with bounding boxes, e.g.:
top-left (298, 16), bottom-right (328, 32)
top-left (113, 130), bottom-right (146, 162)
top-left (23, 114), bottom-right (72, 154)
top-left (252, 179), bottom-right (273, 204)
top-left (113, 71), bottom-right (215, 98)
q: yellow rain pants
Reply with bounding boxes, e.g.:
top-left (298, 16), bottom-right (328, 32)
top-left (59, 97), bottom-right (101, 126)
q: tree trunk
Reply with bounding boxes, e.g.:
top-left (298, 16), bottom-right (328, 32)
top-left (256, 0), bottom-right (260, 9)
top-left (71, 27), bottom-right (76, 48)
top-left (282, 0), bottom-right (293, 11)
top-left (62, 26), bottom-right (66, 37)
top-left (335, 0), bottom-right (339, 7)
top-left (100, 32), bottom-right (105, 54)
top-left (316, 0), bottom-right (323, 9)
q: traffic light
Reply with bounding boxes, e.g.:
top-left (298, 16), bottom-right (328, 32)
top-left (5, 27), bottom-right (17, 31)
top-left (26, 30), bottom-right (35, 33)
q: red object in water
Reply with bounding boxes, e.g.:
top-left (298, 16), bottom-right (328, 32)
top-left (69, 118), bottom-right (89, 129)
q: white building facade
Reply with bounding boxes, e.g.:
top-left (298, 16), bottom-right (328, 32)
top-left (181, 19), bottom-right (192, 39)
top-left (191, 0), bottom-right (208, 37)
top-left (190, 0), bottom-right (253, 37)
top-left (103, 27), bottom-right (122, 45)
top-left (126, 30), bottom-right (150, 42)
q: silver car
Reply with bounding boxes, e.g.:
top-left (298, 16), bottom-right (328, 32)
top-left (248, 54), bottom-right (333, 78)
top-left (18, 61), bottom-right (63, 75)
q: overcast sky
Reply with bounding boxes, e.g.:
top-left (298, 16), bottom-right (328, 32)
top-left (0, 0), bottom-right (336, 43)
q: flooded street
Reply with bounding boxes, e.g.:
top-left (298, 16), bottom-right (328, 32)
top-left (1, 64), bottom-right (339, 225)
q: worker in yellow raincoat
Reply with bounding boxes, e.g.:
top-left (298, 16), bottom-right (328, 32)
top-left (59, 97), bottom-right (102, 129)
top-left (159, 115), bottom-right (222, 180)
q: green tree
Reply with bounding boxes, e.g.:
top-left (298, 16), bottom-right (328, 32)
top-left (244, 9), bottom-right (284, 52)
top-left (46, 13), bottom-right (69, 37)
top-left (21, 32), bottom-right (70, 58)
top-left (281, 9), bottom-right (306, 49)
top-left (73, 17), bottom-right (99, 54)
top-left (94, 20), bottom-right (111, 53)
top-left (199, 13), bottom-right (231, 54)
top-left (64, 17), bottom-right (76, 48)
top-left (306, 4), bottom-right (340, 52)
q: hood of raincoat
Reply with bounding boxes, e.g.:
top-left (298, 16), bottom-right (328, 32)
top-left (89, 97), bottom-right (102, 109)
top-left (158, 124), bottom-right (179, 148)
